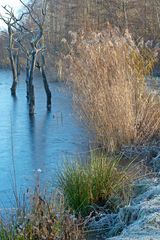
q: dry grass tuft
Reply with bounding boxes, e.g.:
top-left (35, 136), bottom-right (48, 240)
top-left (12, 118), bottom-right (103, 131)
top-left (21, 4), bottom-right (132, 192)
top-left (61, 25), bottom-right (160, 151)
top-left (0, 187), bottom-right (85, 240)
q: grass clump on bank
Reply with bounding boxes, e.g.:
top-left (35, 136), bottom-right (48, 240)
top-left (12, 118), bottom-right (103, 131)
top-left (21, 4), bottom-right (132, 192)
top-left (58, 153), bottom-right (133, 216)
top-left (62, 25), bottom-right (160, 152)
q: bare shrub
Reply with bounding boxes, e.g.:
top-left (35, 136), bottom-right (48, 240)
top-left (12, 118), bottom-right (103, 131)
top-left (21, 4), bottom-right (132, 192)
top-left (62, 26), bottom-right (160, 151)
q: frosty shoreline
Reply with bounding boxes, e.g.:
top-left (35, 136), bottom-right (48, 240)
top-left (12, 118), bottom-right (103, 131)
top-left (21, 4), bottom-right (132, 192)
top-left (88, 154), bottom-right (160, 240)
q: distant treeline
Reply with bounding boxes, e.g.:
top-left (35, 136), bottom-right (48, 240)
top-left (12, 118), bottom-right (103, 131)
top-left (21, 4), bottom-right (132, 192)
top-left (0, 33), bottom-right (10, 68)
top-left (0, 0), bottom-right (160, 69)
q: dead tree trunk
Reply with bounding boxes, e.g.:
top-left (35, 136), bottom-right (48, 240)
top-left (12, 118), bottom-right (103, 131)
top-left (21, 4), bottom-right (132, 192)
top-left (26, 58), bottom-right (30, 100)
top-left (40, 53), bottom-right (52, 110)
top-left (16, 51), bottom-right (21, 77)
top-left (8, 25), bottom-right (18, 96)
top-left (28, 49), bottom-right (37, 115)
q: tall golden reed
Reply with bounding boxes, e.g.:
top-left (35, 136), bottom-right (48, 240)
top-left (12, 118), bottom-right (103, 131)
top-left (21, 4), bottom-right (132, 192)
top-left (62, 25), bottom-right (160, 151)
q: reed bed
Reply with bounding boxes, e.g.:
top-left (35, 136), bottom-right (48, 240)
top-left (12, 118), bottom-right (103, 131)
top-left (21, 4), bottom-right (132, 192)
top-left (62, 26), bottom-right (160, 151)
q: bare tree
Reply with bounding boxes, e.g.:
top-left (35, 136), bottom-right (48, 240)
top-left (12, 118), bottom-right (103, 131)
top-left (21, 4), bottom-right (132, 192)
top-left (0, 0), bottom-right (52, 114)
top-left (0, 6), bottom-right (25, 95)
top-left (18, 0), bottom-right (51, 114)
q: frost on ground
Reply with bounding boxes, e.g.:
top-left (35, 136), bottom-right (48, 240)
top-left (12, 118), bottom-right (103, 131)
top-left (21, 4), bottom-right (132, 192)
top-left (88, 177), bottom-right (160, 239)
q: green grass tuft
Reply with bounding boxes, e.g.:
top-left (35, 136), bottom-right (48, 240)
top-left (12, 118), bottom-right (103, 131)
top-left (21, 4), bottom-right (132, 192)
top-left (58, 153), bottom-right (133, 216)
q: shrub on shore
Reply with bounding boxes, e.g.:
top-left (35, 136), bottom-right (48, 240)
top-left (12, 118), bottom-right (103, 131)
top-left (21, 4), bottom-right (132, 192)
top-left (58, 153), bottom-right (134, 216)
top-left (62, 25), bottom-right (160, 151)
